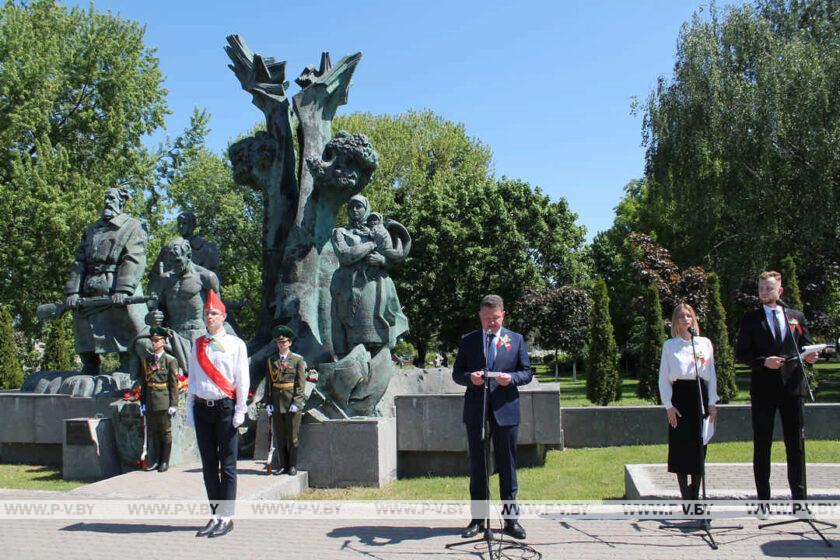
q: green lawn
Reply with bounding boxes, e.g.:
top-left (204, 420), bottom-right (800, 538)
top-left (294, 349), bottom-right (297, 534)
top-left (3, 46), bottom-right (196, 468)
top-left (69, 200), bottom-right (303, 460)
top-left (0, 464), bottom-right (87, 491)
top-left (300, 440), bottom-right (840, 501)
top-left (536, 361), bottom-right (840, 407)
top-left (3, 440), bottom-right (839, 499)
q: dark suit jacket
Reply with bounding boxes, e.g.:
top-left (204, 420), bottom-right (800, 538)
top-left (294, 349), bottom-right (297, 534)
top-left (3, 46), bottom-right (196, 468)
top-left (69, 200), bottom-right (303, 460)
top-left (452, 327), bottom-right (533, 427)
top-left (736, 307), bottom-right (812, 398)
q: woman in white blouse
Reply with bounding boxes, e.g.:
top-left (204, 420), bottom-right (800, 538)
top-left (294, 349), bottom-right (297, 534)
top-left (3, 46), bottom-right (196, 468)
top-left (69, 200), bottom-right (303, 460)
top-left (658, 303), bottom-right (719, 500)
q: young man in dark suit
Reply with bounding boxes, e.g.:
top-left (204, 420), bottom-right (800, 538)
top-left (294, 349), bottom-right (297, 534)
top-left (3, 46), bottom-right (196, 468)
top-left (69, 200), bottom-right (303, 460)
top-left (736, 270), bottom-right (819, 500)
top-left (452, 294), bottom-right (532, 540)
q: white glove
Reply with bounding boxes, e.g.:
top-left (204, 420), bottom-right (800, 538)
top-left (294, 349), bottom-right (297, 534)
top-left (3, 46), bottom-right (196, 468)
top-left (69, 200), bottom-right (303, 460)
top-left (167, 406), bottom-right (176, 416)
top-left (289, 404), bottom-right (299, 413)
top-left (266, 404), bottom-right (275, 415)
top-left (232, 412), bottom-right (245, 428)
top-left (139, 405), bottom-right (146, 416)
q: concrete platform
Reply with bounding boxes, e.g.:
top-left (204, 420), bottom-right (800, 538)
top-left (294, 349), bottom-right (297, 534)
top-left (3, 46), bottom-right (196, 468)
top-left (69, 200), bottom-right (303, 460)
top-left (626, 462), bottom-right (840, 499)
top-left (69, 460), bottom-right (307, 500)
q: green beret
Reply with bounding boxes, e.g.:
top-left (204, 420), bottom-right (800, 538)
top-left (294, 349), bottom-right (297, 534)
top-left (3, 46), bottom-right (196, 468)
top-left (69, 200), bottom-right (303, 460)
top-left (149, 327), bottom-right (168, 338)
top-left (272, 325), bottom-right (295, 341)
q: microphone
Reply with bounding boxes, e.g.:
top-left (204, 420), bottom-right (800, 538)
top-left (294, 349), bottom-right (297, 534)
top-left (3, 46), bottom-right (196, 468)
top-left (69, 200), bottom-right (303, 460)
top-left (687, 326), bottom-right (698, 338)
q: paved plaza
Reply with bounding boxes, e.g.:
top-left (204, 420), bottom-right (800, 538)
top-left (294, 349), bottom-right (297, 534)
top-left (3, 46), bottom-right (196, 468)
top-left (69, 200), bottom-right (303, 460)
top-left (2, 511), bottom-right (839, 559)
top-left (2, 458), bottom-right (839, 560)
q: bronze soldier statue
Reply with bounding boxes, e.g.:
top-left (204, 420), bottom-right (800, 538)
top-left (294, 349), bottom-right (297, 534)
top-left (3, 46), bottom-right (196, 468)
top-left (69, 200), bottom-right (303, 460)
top-left (148, 237), bottom-right (220, 372)
top-left (263, 325), bottom-right (307, 475)
top-left (139, 327), bottom-right (180, 472)
top-left (176, 211), bottom-right (220, 279)
top-left (64, 187), bottom-right (149, 374)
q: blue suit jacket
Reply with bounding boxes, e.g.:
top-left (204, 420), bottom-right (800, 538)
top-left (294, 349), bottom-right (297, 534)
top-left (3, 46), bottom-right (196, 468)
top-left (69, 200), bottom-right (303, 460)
top-left (451, 327), bottom-right (533, 427)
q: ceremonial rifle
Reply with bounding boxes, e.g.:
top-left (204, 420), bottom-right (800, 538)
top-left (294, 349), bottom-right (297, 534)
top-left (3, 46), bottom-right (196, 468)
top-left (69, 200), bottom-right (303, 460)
top-left (266, 408), bottom-right (275, 475)
top-left (36, 294), bottom-right (157, 321)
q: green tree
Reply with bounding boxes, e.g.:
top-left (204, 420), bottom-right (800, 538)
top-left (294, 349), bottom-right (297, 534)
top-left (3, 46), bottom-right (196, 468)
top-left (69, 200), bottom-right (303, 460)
top-left (0, 0), bottom-right (168, 338)
top-left (40, 315), bottom-right (75, 371)
top-left (639, 0), bottom-right (838, 324)
top-left (518, 286), bottom-right (592, 379)
top-left (637, 283), bottom-right (666, 403)
top-left (705, 272), bottom-right (738, 402)
top-left (779, 255), bottom-right (804, 310)
top-left (0, 305), bottom-right (24, 389)
top-left (334, 111), bottom-right (590, 363)
top-left (586, 278), bottom-right (621, 405)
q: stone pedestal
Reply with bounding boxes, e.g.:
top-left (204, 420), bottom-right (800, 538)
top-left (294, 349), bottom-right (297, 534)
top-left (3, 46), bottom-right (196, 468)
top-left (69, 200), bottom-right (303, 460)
top-left (254, 411), bottom-right (396, 488)
top-left (0, 392), bottom-right (115, 465)
top-left (110, 398), bottom-right (199, 469)
top-left (300, 417), bottom-right (396, 487)
top-left (62, 417), bottom-right (121, 481)
top-left (394, 388), bottom-right (562, 476)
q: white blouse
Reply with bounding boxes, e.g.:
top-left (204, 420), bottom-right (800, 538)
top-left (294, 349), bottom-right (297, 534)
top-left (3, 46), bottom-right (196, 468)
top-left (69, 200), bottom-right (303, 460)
top-left (658, 336), bottom-right (719, 409)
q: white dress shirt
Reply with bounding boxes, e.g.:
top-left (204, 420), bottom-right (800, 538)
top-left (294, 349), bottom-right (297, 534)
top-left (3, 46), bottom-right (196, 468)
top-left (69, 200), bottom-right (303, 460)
top-left (187, 330), bottom-right (249, 422)
top-left (763, 304), bottom-right (787, 341)
top-left (658, 336), bottom-right (719, 409)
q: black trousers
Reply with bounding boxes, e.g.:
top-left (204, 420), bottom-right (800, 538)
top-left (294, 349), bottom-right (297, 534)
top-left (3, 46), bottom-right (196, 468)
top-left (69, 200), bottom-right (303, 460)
top-left (466, 412), bottom-right (519, 520)
top-left (751, 388), bottom-right (805, 500)
top-left (194, 397), bottom-right (239, 516)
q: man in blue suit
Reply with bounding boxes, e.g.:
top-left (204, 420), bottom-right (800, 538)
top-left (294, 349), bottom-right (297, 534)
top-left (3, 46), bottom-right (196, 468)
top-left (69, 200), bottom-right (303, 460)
top-left (452, 294), bottom-right (532, 540)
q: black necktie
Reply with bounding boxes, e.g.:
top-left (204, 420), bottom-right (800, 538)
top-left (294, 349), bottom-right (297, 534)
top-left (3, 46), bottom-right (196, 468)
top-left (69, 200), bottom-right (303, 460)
top-left (772, 309), bottom-right (783, 345)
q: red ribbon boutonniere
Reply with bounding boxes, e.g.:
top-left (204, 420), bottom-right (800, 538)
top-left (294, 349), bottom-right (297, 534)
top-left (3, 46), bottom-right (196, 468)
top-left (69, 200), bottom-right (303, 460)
top-left (788, 318), bottom-right (803, 335)
top-left (496, 334), bottom-right (512, 351)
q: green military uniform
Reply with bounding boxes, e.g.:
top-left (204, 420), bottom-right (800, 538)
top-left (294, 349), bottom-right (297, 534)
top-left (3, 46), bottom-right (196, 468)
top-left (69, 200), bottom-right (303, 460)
top-left (140, 349), bottom-right (180, 471)
top-left (264, 351), bottom-right (307, 474)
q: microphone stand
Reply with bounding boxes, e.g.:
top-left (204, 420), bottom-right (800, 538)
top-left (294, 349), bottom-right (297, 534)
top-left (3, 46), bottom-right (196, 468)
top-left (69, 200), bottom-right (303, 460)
top-left (661, 327), bottom-right (740, 549)
top-left (758, 301), bottom-right (835, 546)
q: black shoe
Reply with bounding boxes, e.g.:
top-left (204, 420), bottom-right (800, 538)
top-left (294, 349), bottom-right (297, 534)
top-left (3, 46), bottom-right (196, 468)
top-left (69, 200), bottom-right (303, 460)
top-left (287, 446), bottom-right (298, 476)
top-left (195, 518), bottom-right (218, 537)
top-left (143, 462), bottom-right (159, 472)
top-left (503, 521), bottom-right (526, 540)
top-left (209, 519), bottom-right (234, 538)
top-left (157, 462), bottom-right (169, 473)
top-left (461, 519), bottom-right (486, 538)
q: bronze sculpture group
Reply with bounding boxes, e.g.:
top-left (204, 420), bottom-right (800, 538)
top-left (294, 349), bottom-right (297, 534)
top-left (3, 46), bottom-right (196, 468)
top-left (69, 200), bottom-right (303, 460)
top-left (45, 35), bottom-right (411, 423)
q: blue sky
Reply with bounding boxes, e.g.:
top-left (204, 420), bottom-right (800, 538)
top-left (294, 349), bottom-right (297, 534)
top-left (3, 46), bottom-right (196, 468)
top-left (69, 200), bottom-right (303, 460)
top-left (70, 0), bottom-right (734, 239)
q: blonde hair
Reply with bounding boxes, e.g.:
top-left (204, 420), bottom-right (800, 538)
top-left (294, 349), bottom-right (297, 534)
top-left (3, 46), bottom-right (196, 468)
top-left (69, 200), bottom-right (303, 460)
top-left (671, 303), bottom-right (700, 337)
top-left (759, 270), bottom-right (782, 282)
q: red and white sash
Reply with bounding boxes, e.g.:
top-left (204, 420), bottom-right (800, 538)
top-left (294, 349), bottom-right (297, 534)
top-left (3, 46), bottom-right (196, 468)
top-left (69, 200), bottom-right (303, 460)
top-left (195, 336), bottom-right (236, 400)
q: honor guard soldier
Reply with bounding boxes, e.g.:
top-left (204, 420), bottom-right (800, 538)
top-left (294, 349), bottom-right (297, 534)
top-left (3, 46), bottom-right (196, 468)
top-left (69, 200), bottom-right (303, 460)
top-left (264, 325), bottom-right (307, 475)
top-left (139, 326), bottom-right (180, 472)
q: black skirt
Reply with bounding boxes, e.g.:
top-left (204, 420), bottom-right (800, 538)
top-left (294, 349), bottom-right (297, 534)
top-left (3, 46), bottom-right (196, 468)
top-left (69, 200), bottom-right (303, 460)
top-left (667, 379), bottom-right (709, 474)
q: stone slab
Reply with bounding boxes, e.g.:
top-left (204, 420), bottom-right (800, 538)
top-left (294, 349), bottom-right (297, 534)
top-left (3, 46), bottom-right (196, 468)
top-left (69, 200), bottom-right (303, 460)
top-left (626, 462), bottom-right (840, 499)
top-left (394, 389), bottom-right (562, 452)
top-left (70, 460), bottom-right (307, 500)
top-left (298, 417), bottom-right (396, 488)
top-left (62, 418), bottom-right (121, 481)
top-left (0, 393), bottom-right (114, 445)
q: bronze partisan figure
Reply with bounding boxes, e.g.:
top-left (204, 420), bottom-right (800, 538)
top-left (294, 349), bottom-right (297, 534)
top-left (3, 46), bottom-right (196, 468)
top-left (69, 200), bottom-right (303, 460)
top-left (64, 187), bottom-right (149, 375)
